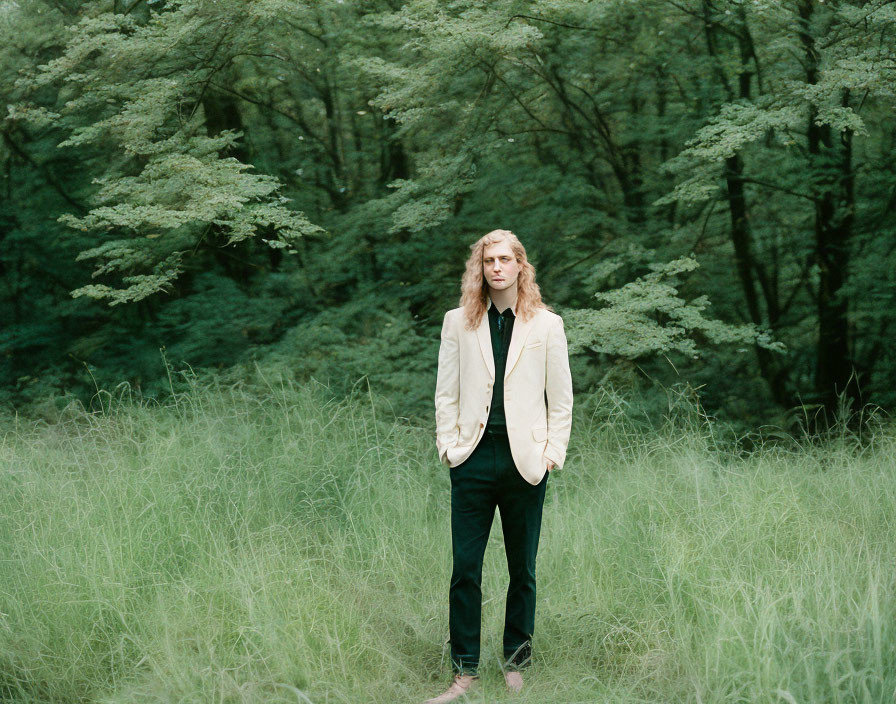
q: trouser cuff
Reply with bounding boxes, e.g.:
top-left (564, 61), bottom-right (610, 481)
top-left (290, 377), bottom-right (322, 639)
top-left (450, 655), bottom-right (479, 677)
top-left (503, 640), bottom-right (532, 671)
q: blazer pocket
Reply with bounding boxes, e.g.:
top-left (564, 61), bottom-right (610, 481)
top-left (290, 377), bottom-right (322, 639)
top-left (532, 425), bottom-right (547, 443)
top-left (524, 341), bottom-right (544, 349)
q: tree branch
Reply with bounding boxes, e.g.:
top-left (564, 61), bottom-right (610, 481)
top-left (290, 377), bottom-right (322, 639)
top-left (731, 174), bottom-right (816, 202)
top-left (1, 130), bottom-right (86, 214)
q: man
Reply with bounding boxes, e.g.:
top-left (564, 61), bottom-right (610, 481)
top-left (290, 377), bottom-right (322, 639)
top-left (427, 229), bottom-right (573, 702)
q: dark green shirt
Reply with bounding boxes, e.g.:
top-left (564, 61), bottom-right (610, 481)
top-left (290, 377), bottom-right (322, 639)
top-left (486, 300), bottom-right (515, 428)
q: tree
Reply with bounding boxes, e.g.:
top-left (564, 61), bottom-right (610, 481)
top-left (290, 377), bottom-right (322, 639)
top-left (655, 0), bottom-right (896, 423)
top-left (10, 0), bottom-right (324, 305)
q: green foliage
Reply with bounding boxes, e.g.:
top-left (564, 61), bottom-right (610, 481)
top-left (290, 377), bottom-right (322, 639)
top-left (254, 293), bottom-right (439, 422)
top-left (10, 0), bottom-right (323, 304)
top-left (565, 256), bottom-right (785, 359)
top-left (655, 101), bottom-right (803, 206)
top-left (1, 0), bottom-right (895, 429)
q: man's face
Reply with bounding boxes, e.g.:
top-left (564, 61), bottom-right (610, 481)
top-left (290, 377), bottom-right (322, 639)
top-left (482, 240), bottom-right (520, 292)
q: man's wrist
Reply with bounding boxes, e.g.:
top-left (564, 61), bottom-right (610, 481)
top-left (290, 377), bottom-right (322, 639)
top-left (544, 451), bottom-right (561, 467)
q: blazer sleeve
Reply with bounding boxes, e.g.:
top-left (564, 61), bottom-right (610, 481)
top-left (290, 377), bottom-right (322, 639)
top-left (434, 310), bottom-right (461, 465)
top-left (543, 314), bottom-right (573, 469)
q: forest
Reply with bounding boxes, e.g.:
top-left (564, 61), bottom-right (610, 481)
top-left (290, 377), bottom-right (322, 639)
top-left (2, 0), bottom-right (893, 435)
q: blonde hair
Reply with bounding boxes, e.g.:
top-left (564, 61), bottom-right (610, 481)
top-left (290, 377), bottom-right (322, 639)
top-left (459, 229), bottom-right (551, 330)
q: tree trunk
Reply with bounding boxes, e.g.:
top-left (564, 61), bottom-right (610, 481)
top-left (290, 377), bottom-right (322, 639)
top-left (799, 1), bottom-right (862, 427)
top-left (710, 5), bottom-right (796, 407)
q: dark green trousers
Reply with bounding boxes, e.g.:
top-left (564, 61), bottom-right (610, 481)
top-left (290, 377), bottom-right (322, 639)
top-left (448, 426), bottom-right (549, 676)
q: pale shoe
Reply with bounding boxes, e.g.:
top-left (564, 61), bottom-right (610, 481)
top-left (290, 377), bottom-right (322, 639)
top-left (423, 674), bottom-right (478, 703)
top-left (504, 670), bottom-right (523, 693)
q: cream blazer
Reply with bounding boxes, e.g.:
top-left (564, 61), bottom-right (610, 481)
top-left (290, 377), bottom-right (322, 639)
top-left (435, 303), bottom-right (573, 485)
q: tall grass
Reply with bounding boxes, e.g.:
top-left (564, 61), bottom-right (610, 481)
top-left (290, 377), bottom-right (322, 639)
top-left (1, 370), bottom-right (894, 703)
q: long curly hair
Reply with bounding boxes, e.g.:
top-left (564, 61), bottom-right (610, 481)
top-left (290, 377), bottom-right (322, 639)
top-left (459, 229), bottom-right (551, 330)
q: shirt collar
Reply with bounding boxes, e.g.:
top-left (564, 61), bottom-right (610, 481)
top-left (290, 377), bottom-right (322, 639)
top-left (488, 299), bottom-right (517, 317)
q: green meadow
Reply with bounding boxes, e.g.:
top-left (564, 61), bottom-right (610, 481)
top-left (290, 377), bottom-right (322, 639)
top-left (1, 371), bottom-right (894, 703)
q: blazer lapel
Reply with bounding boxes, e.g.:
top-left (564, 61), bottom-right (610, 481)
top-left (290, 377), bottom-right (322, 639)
top-left (475, 312), bottom-right (495, 380)
top-left (504, 311), bottom-right (535, 379)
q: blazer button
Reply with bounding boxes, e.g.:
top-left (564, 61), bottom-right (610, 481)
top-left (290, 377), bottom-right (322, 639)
top-left (480, 423), bottom-right (484, 428)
